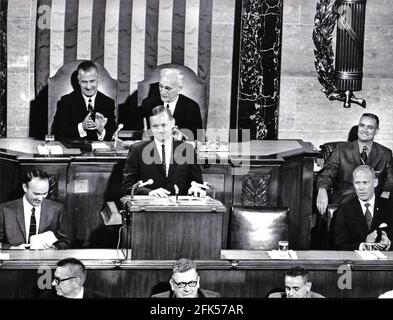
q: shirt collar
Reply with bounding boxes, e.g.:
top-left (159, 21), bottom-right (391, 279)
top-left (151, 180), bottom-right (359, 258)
top-left (358, 194), bottom-right (376, 214)
top-left (357, 140), bottom-right (373, 153)
top-left (82, 93), bottom-right (97, 108)
top-left (166, 95), bottom-right (179, 109)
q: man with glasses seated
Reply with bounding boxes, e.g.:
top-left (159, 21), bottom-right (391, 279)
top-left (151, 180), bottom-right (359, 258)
top-left (151, 258), bottom-right (220, 298)
top-left (316, 113), bottom-right (393, 215)
top-left (139, 68), bottom-right (203, 141)
top-left (268, 266), bottom-right (325, 298)
top-left (41, 258), bottom-right (103, 299)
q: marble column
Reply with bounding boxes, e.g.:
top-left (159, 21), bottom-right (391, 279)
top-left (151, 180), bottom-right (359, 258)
top-left (0, 0), bottom-right (7, 137)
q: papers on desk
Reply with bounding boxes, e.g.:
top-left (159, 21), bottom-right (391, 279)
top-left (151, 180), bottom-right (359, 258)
top-left (37, 144), bottom-right (63, 155)
top-left (355, 250), bottom-right (387, 260)
top-left (0, 253), bottom-right (10, 260)
top-left (267, 250), bottom-right (298, 260)
top-left (91, 142), bottom-right (110, 150)
top-left (30, 231), bottom-right (58, 249)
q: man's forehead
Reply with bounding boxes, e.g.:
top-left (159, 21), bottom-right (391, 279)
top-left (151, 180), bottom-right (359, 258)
top-left (78, 69), bottom-right (97, 79)
top-left (161, 74), bottom-right (179, 86)
top-left (26, 177), bottom-right (49, 188)
top-left (173, 269), bottom-right (198, 280)
top-left (359, 116), bottom-right (377, 126)
top-left (285, 275), bottom-right (306, 286)
top-left (55, 266), bottom-right (71, 276)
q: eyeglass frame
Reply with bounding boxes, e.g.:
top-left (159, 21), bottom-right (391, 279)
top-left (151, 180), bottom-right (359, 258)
top-left (53, 276), bottom-right (78, 285)
top-left (171, 279), bottom-right (198, 288)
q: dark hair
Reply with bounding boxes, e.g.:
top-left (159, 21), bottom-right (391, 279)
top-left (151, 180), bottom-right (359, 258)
top-left (172, 258), bottom-right (197, 275)
top-left (57, 258), bottom-right (87, 284)
top-left (22, 169), bottom-right (49, 185)
top-left (150, 105), bottom-right (174, 120)
top-left (285, 266), bottom-right (310, 283)
top-left (77, 60), bottom-right (98, 73)
top-left (361, 113), bottom-right (379, 128)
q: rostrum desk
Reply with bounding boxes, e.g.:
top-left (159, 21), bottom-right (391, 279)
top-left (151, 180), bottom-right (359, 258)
top-left (0, 138), bottom-right (318, 249)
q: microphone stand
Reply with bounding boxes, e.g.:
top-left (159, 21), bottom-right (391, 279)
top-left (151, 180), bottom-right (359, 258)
top-left (123, 182), bottom-right (140, 260)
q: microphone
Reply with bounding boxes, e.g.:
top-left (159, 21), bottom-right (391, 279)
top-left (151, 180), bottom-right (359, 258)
top-left (130, 179), bottom-right (154, 200)
top-left (112, 123), bottom-right (124, 141)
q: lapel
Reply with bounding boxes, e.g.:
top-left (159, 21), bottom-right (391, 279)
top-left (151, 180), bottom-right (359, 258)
top-left (350, 140), bottom-right (362, 167)
top-left (172, 95), bottom-right (184, 122)
top-left (167, 140), bottom-right (176, 179)
top-left (76, 91), bottom-right (88, 118)
top-left (352, 198), bottom-right (369, 233)
top-left (367, 142), bottom-right (378, 165)
top-left (16, 199), bottom-right (27, 242)
top-left (370, 197), bottom-right (382, 230)
top-left (38, 200), bottom-right (50, 233)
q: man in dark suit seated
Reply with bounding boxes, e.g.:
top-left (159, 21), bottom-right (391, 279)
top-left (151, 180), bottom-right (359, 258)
top-left (139, 68), bottom-right (203, 141)
top-left (268, 266), bottom-right (324, 298)
top-left (51, 60), bottom-right (117, 141)
top-left (0, 169), bottom-right (70, 249)
top-left (151, 258), bottom-right (220, 298)
top-left (122, 105), bottom-right (206, 197)
top-left (41, 258), bottom-right (103, 299)
top-left (316, 113), bottom-right (393, 214)
top-left (334, 165), bottom-right (393, 250)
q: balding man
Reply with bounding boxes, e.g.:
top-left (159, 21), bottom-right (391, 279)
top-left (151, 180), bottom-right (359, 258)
top-left (140, 68), bottom-right (203, 140)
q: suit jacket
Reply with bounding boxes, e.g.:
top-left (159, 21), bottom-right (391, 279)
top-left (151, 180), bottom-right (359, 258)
top-left (316, 140), bottom-right (393, 204)
top-left (122, 139), bottom-right (203, 195)
top-left (39, 288), bottom-right (104, 299)
top-left (151, 289), bottom-right (220, 298)
top-left (140, 91), bottom-right (203, 140)
top-left (0, 198), bottom-right (70, 249)
top-left (268, 291), bottom-right (325, 298)
top-left (334, 197), bottom-right (393, 250)
top-left (51, 90), bottom-right (117, 141)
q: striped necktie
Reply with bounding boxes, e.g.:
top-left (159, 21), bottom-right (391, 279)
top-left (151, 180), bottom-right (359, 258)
top-left (360, 146), bottom-right (368, 164)
top-left (29, 207), bottom-right (37, 242)
top-left (162, 143), bottom-right (166, 176)
top-left (87, 98), bottom-right (94, 113)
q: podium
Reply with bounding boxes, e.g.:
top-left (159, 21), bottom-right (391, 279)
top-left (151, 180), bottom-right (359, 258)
top-left (120, 195), bottom-right (226, 260)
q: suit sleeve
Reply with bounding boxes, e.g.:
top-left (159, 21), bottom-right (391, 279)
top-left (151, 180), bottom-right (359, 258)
top-left (188, 144), bottom-right (203, 186)
top-left (51, 97), bottom-right (80, 139)
top-left (381, 149), bottom-right (393, 194)
top-left (102, 98), bottom-right (117, 141)
top-left (0, 206), bottom-right (8, 249)
top-left (53, 205), bottom-right (71, 249)
top-left (122, 145), bottom-right (153, 195)
top-left (334, 206), bottom-right (361, 250)
top-left (316, 145), bottom-right (341, 191)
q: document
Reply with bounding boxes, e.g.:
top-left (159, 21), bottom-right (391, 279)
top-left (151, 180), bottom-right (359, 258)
top-left (267, 250), bottom-right (298, 260)
top-left (355, 250), bottom-right (387, 260)
top-left (30, 231), bottom-right (58, 249)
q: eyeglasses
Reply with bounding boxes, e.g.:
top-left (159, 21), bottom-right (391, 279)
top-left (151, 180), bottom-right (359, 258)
top-left (53, 276), bottom-right (77, 285)
top-left (172, 279), bottom-right (198, 288)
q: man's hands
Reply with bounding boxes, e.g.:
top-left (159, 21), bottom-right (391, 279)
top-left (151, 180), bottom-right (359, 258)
top-left (9, 243), bottom-right (31, 250)
top-left (316, 188), bottom-right (329, 215)
top-left (187, 181), bottom-right (208, 198)
top-left (81, 112), bottom-right (107, 134)
top-left (362, 230), bottom-right (391, 250)
top-left (148, 188), bottom-right (171, 198)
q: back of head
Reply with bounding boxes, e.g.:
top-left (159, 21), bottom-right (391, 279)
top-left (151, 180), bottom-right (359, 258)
top-left (172, 258), bottom-right (197, 275)
top-left (22, 169), bottom-right (49, 185)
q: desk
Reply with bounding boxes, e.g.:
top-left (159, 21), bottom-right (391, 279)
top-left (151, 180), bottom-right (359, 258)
top-left (0, 138), bottom-right (318, 249)
top-left (0, 249), bottom-right (392, 298)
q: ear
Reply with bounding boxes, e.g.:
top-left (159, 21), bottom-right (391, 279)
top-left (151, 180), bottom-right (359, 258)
top-left (374, 178), bottom-right (379, 188)
top-left (169, 279), bottom-right (176, 291)
top-left (305, 282), bottom-right (312, 292)
top-left (22, 183), bottom-right (28, 193)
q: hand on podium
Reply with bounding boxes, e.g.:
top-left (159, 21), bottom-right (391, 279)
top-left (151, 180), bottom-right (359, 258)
top-left (148, 187), bottom-right (171, 198)
top-left (188, 181), bottom-right (209, 198)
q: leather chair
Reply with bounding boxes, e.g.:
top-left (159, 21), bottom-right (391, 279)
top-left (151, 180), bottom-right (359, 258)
top-left (319, 141), bottom-right (345, 163)
top-left (229, 206), bottom-right (289, 250)
top-left (137, 63), bottom-right (207, 128)
top-left (48, 60), bottom-right (117, 135)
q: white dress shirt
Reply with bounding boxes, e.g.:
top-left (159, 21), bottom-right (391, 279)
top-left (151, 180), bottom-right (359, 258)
top-left (154, 138), bottom-right (172, 177)
top-left (358, 195), bottom-right (376, 217)
top-left (23, 196), bottom-right (40, 242)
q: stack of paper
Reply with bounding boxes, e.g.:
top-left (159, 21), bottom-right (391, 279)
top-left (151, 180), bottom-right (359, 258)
top-left (267, 250), bottom-right (298, 259)
top-left (355, 250), bottom-right (387, 260)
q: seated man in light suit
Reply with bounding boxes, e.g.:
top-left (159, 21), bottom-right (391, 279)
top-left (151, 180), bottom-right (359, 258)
top-left (0, 169), bottom-right (70, 249)
top-left (316, 113), bottom-right (393, 215)
top-left (334, 165), bottom-right (393, 250)
top-left (151, 258), bottom-right (220, 298)
top-left (122, 105), bottom-right (206, 197)
top-left (139, 68), bottom-right (203, 141)
top-left (268, 267), bottom-right (324, 298)
top-left (51, 60), bottom-right (117, 141)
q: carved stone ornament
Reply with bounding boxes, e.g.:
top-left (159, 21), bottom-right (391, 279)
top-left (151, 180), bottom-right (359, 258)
top-left (241, 175), bottom-right (271, 206)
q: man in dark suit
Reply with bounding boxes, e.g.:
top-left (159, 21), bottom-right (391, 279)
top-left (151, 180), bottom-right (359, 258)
top-left (41, 258), bottom-right (103, 299)
top-left (151, 258), bottom-right (220, 298)
top-left (51, 60), bottom-right (117, 141)
top-left (268, 267), bottom-right (324, 298)
top-left (334, 165), bottom-right (393, 250)
top-left (139, 68), bottom-right (203, 141)
top-left (122, 105), bottom-right (206, 197)
top-left (317, 113), bottom-right (393, 214)
top-left (0, 169), bottom-right (70, 249)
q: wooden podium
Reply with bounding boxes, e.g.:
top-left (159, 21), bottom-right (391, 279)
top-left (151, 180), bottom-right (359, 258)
top-left (120, 195), bottom-right (226, 260)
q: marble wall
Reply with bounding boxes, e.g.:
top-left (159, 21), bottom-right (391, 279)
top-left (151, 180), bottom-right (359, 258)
top-left (279, 0), bottom-right (393, 151)
top-left (0, 0), bottom-right (7, 137)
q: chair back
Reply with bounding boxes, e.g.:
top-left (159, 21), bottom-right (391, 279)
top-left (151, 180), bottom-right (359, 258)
top-left (319, 141), bottom-right (345, 163)
top-left (48, 60), bottom-right (117, 134)
top-left (137, 63), bottom-right (207, 128)
top-left (229, 206), bottom-right (289, 250)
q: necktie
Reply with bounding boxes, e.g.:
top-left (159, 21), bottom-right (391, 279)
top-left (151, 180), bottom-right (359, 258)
top-left (162, 143), bottom-right (166, 176)
top-left (166, 104), bottom-right (170, 109)
top-left (360, 146), bottom-right (368, 164)
top-left (29, 207), bottom-right (37, 242)
top-left (365, 203), bottom-right (373, 229)
top-left (87, 98), bottom-right (94, 113)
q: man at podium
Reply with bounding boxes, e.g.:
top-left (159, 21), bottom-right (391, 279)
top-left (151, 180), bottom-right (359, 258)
top-left (122, 105), bottom-right (206, 197)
